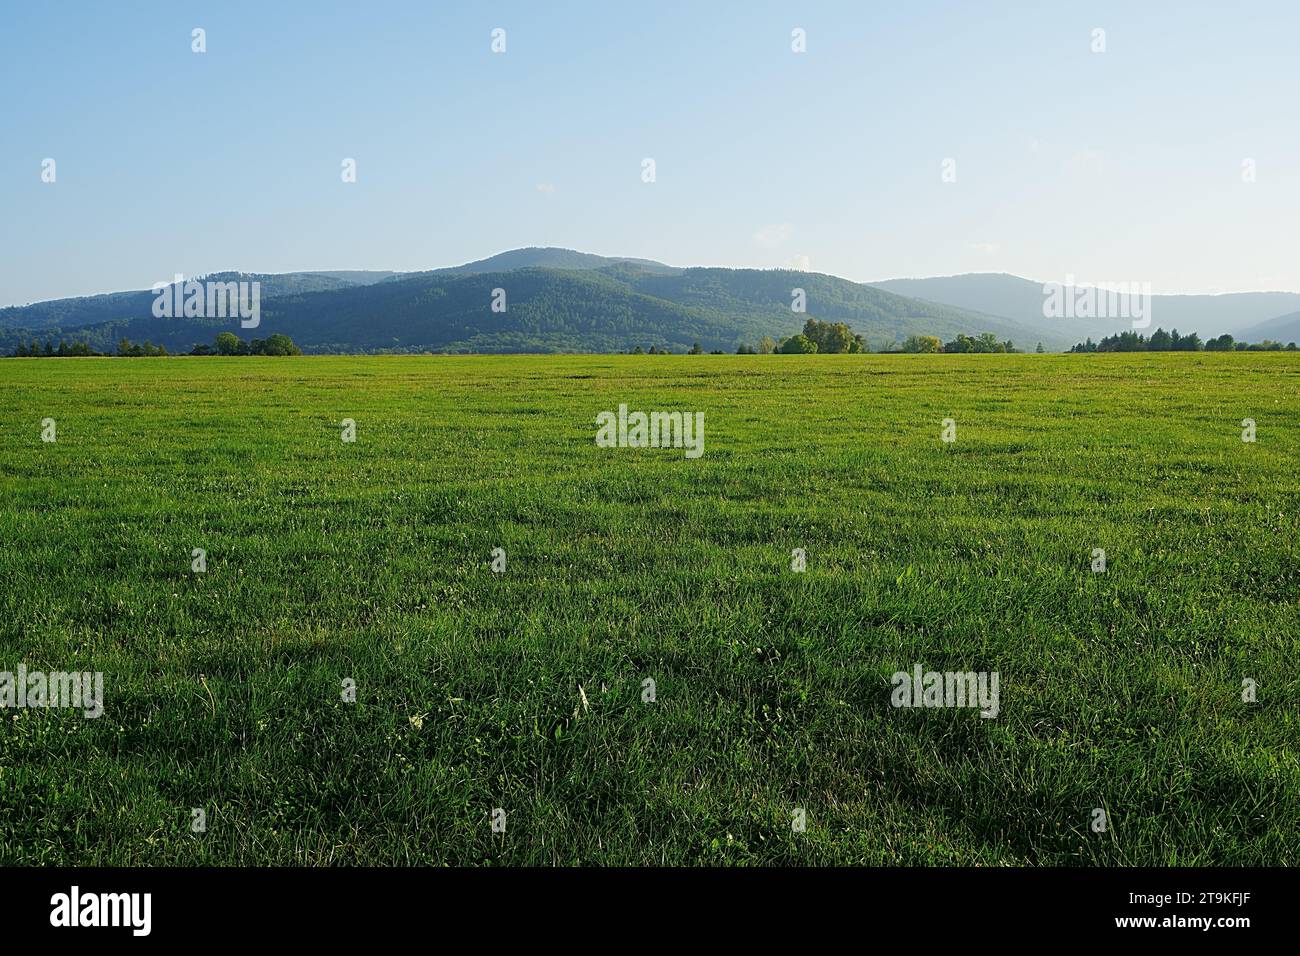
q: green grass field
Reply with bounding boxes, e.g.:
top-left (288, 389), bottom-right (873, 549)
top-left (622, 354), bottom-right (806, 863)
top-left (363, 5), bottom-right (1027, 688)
top-left (1, 354), bottom-right (1296, 865)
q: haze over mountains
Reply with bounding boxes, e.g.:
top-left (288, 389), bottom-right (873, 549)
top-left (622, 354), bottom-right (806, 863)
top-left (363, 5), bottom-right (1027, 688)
top-left (4, 248), bottom-right (1298, 355)
top-left (873, 274), bottom-right (1300, 345)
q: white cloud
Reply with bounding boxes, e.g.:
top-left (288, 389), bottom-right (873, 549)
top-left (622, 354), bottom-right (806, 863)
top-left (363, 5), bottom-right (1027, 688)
top-left (536, 183), bottom-right (556, 195)
top-left (970, 242), bottom-right (1000, 256)
top-left (787, 254), bottom-right (812, 271)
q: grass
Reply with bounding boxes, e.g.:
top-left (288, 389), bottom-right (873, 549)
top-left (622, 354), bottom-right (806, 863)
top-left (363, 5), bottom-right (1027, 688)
top-left (0, 353), bottom-right (1296, 866)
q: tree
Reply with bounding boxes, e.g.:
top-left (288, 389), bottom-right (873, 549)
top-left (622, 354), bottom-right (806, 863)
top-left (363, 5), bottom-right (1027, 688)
top-left (1096, 331), bottom-right (1146, 352)
top-left (801, 318), bottom-right (857, 354)
top-left (689, 342), bottom-right (703, 354)
top-left (758, 336), bottom-right (777, 354)
top-left (215, 332), bottom-right (241, 355)
top-left (778, 334), bottom-right (818, 354)
top-left (253, 334), bottom-right (301, 356)
top-left (7, 338), bottom-right (99, 358)
top-left (902, 334), bottom-right (942, 354)
top-left (944, 333), bottom-right (1013, 353)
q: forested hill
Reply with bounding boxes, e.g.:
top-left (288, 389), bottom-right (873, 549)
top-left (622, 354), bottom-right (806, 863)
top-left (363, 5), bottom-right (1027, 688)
top-left (415, 247), bottom-right (678, 277)
top-left (0, 272), bottom-right (362, 332)
top-left (0, 258), bottom-right (1050, 355)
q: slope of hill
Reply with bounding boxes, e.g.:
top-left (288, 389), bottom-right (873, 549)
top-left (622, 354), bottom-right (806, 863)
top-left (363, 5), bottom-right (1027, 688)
top-left (610, 265), bottom-right (1046, 346)
top-left (416, 247), bottom-right (678, 277)
top-left (1235, 310), bottom-right (1300, 344)
top-left (870, 273), bottom-right (1300, 342)
top-left (308, 270), bottom-right (401, 285)
top-left (0, 272), bottom-right (364, 331)
top-left (0, 259), bottom-right (1056, 355)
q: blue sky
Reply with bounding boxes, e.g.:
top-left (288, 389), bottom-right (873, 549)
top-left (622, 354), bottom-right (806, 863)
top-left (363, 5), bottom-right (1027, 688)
top-left (3, 0), bottom-right (1297, 305)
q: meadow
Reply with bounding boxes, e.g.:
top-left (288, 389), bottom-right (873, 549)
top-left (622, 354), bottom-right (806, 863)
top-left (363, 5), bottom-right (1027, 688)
top-left (0, 353), bottom-right (1296, 865)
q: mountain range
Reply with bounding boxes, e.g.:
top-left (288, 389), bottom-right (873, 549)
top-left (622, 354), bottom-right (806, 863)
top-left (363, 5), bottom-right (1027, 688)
top-left (872, 273), bottom-right (1300, 345)
top-left (3, 248), bottom-right (1298, 354)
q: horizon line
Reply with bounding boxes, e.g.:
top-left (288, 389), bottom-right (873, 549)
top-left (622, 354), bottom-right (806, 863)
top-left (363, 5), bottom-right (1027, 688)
top-left (5, 249), bottom-right (1300, 309)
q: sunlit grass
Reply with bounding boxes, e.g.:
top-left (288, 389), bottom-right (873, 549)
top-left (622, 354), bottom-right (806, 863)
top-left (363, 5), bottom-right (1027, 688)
top-left (0, 353), bottom-right (1296, 865)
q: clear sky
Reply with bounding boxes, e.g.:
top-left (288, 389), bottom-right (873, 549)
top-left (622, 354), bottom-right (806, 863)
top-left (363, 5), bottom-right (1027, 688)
top-left (3, 0), bottom-right (1297, 306)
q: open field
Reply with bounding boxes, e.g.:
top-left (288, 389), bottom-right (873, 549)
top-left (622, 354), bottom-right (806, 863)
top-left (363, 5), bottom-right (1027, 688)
top-left (0, 353), bottom-right (1297, 865)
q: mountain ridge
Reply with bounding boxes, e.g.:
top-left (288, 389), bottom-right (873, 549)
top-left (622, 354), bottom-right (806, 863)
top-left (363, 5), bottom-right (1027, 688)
top-left (869, 273), bottom-right (1300, 343)
top-left (5, 250), bottom-right (1296, 354)
top-left (0, 260), bottom-right (1049, 354)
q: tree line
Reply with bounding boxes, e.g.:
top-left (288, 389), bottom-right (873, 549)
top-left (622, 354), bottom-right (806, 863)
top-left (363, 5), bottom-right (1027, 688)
top-left (1070, 329), bottom-right (1299, 352)
top-left (897, 333), bottom-right (1019, 354)
top-left (7, 333), bottom-right (302, 357)
top-left (626, 321), bottom-right (1026, 355)
top-left (623, 320), bottom-right (872, 355)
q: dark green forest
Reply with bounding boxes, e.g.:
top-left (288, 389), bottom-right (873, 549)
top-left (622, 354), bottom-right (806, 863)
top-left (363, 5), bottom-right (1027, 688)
top-left (0, 263), bottom-right (1044, 356)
